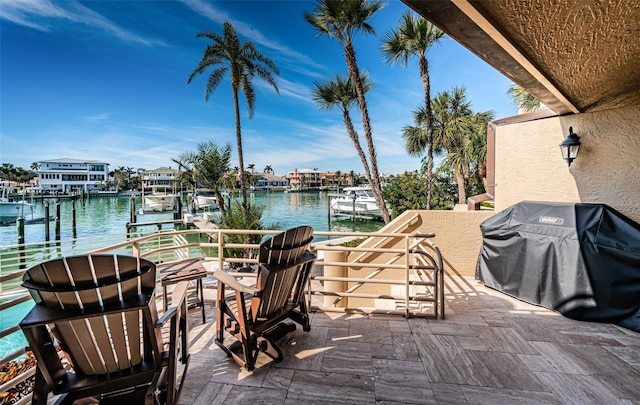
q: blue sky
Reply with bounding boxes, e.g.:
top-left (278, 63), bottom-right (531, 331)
top-left (1, 0), bottom-right (515, 177)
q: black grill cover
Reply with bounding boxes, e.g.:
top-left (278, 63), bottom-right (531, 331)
top-left (476, 201), bottom-right (640, 331)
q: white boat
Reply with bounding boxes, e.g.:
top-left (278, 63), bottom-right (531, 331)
top-left (143, 187), bottom-right (177, 212)
top-left (193, 189), bottom-right (218, 210)
top-left (0, 187), bottom-right (35, 223)
top-left (329, 186), bottom-right (382, 219)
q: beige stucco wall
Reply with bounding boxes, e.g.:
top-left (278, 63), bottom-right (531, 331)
top-left (346, 209), bottom-right (493, 286)
top-left (494, 104), bottom-right (640, 223)
top-left (407, 210), bottom-right (494, 277)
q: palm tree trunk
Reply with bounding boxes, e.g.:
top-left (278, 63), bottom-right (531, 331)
top-left (214, 191), bottom-right (227, 217)
top-left (477, 161), bottom-right (488, 192)
top-left (419, 54), bottom-right (433, 210)
top-left (233, 88), bottom-right (248, 208)
top-left (343, 40), bottom-right (391, 223)
top-left (455, 166), bottom-right (466, 205)
top-left (342, 110), bottom-right (375, 192)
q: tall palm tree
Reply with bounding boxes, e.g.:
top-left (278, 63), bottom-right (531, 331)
top-left (173, 141), bottom-right (232, 216)
top-left (188, 22), bottom-right (279, 209)
top-left (382, 12), bottom-right (445, 209)
top-left (431, 87), bottom-right (475, 205)
top-left (263, 165), bottom-right (273, 174)
top-left (312, 74), bottom-right (377, 203)
top-left (401, 105), bottom-right (444, 207)
top-left (507, 84), bottom-right (541, 113)
top-left (304, 0), bottom-right (390, 223)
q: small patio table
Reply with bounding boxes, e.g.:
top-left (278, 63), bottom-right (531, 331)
top-left (160, 259), bottom-right (207, 323)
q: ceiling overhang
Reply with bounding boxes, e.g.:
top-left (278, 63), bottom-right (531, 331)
top-left (402, 0), bottom-right (640, 116)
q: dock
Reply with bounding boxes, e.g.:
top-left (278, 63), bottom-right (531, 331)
top-left (191, 215), bottom-right (217, 230)
top-left (0, 216), bottom-right (51, 227)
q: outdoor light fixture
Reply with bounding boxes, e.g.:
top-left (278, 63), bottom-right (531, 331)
top-left (560, 126), bottom-right (581, 167)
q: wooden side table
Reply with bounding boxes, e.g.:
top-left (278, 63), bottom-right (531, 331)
top-left (160, 259), bottom-right (207, 323)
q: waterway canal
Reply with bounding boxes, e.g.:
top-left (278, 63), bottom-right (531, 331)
top-left (0, 191), bottom-right (383, 246)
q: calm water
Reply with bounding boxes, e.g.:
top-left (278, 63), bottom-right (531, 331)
top-left (0, 191), bottom-right (383, 246)
top-left (0, 191), bottom-right (382, 358)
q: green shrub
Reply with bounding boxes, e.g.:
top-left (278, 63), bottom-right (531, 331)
top-left (214, 201), bottom-right (279, 267)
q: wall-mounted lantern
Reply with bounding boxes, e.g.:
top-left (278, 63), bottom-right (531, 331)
top-left (560, 127), bottom-right (581, 167)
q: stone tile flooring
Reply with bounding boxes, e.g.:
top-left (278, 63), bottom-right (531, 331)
top-left (178, 276), bottom-right (640, 404)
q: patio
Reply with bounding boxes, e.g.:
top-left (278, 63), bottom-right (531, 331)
top-left (177, 274), bottom-right (640, 404)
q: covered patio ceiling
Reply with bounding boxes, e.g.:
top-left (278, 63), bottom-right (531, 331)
top-left (402, 0), bottom-right (640, 116)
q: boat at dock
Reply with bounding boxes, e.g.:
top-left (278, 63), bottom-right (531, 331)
top-left (0, 187), bottom-right (36, 225)
top-left (143, 186), bottom-right (178, 212)
top-left (193, 189), bottom-right (218, 210)
top-left (329, 186), bottom-right (383, 219)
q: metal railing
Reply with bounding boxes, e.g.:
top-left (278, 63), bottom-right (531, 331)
top-left (0, 225), bottom-right (443, 400)
top-left (312, 230), bottom-right (443, 318)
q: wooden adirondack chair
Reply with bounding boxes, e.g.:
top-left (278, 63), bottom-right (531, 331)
top-left (20, 254), bottom-right (189, 405)
top-left (214, 226), bottom-right (316, 371)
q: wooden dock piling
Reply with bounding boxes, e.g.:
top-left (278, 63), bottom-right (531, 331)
top-left (55, 202), bottom-right (61, 241)
top-left (17, 217), bottom-right (25, 268)
top-left (71, 200), bottom-right (77, 239)
top-left (44, 203), bottom-right (50, 242)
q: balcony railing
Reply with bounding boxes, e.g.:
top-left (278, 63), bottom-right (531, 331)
top-left (0, 225), bottom-right (442, 402)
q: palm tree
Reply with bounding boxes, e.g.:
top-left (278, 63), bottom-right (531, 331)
top-left (465, 110), bottom-right (495, 190)
top-left (263, 165), bottom-right (273, 174)
top-left (312, 74), bottom-right (377, 204)
top-left (431, 86), bottom-right (475, 205)
top-left (349, 170), bottom-right (356, 186)
top-left (112, 166), bottom-right (130, 191)
top-left (382, 12), bottom-right (445, 209)
top-left (172, 160), bottom-right (197, 193)
top-left (304, 0), bottom-right (390, 224)
top-left (173, 141), bottom-right (232, 216)
top-left (507, 84), bottom-right (541, 113)
top-left (188, 22), bottom-right (280, 209)
top-left (401, 104), bottom-right (444, 207)
top-left (247, 163), bottom-right (255, 173)
top-left (0, 163), bottom-right (17, 184)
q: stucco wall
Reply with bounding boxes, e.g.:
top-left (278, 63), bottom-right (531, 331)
top-left (494, 104), bottom-right (640, 223)
top-left (349, 209), bottom-right (493, 281)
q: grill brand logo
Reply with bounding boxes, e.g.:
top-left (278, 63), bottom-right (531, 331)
top-left (539, 216), bottom-right (564, 225)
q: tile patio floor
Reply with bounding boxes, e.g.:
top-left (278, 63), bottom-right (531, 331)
top-left (177, 275), bottom-right (640, 404)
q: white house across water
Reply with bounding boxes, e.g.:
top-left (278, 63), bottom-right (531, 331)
top-left (37, 158), bottom-right (110, 194)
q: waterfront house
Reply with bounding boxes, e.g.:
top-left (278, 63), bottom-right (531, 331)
top-left (321, 171), bottom-right (352, 189)
top-left (37, 158), bottom-right (110, 194)
top-left (141, 167), bottom-right (179, 191)
top-left (250, 172), bottom-right (290, 191)
top-left (286, 168), bottom-right (322, 190)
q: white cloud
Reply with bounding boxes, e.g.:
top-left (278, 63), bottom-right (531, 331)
top-left (0, 0), bottom-right (166, 46)
top-left (83, 113), bottom-right (111, 122)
